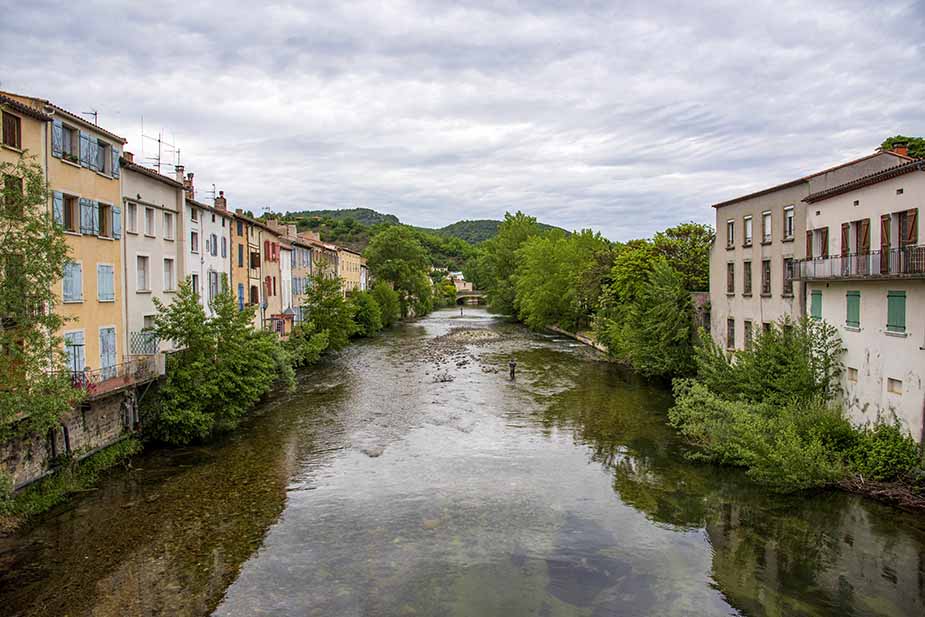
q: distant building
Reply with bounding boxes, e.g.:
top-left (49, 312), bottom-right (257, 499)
top-left (799, 154), bottom-right (924, 439)
top-left (338, 246), bottom-right (366, 295)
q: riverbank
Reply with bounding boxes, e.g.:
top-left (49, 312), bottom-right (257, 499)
top-left (546, 325), bottom-right (609, 354)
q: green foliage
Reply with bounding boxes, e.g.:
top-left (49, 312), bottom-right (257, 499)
top-left (284, 322), bottom-right (329, 367)
top-left (619, 260), bottom-right (695, 377)
top-left (372, 282), bottom-right (401, 328)
top-left (1, 437), bottom-right (141, 519)
top-left (365, 226), bottom-right (433, 318)
top-left (478, 211), bottom-right (541, 315)
top-left (433, 219), bottom-right (564, 244)
top-left (0, 154), bottom-right (80, 441)
top-left (148, 281), bottom-right (294, 444)
top-left (652, 222), bottom-right (713, 292)
top-left (849, 420), bottom-right (921, 482)
top-left (880, 135), bottom-right (925, 159)
top-left (433, 278), bottom-right (458, 308)
top-left (300, 269), bottom-right (357, 351)
top-left (350, 291), bottom-right (384, 337)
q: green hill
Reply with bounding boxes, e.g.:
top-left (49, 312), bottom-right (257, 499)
top-left (284, 208), bottom-right (400, 227)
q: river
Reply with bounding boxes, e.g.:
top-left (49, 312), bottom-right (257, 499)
top-left (1, 308), bottom-right (923, 616)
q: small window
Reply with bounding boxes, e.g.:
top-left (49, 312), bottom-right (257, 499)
top-left (144, 207), bottom-right (155, 236)
top-left (726, 220), bottom-right (735, 248)
top-left (810, 290), bottom-right (822, 320)
top-left (163, 258), bottom-right (175, 291)
top-left (762, 322), bottom-right (772, 334)
top-left (887, 378), bottom-right (903, 395)
top-left (210, 234), bottom-right (218, 257)
top-left (762, 211), bottom-right (772, 243)
top-left (886, 291), bottom-right (906, 333)
top-left (2, 112), bottom-right (22, 149)
top-left (127, 203), bottom-right (137, 233)
top-left (221, 236), bottom-right (227, 258)
top-left (896, 188), bottom-right (904, 196)
top-left (143, 314), bottom-right (156, 330)
top-left (136, 256), bottom-right (150, 291)
top-left (64, 195), bottom-right (79, 233)
top-left (726, 262), bottom-right (735, 294)
top-left (761, 259), bottom-right (771, 295)
top-left (847, 367), bottom-right (858, 382)
top-left (191, 274), bottom-right (200, 298)
top-left (191, 231), bottom-right (199, 253)
top-left (191, 207), bottom-right (198, 222)
top-left (96, 140), bottom-right (111, 174)
top-left (237, 220), bottom-right (244, 236)
top-left (98, 203), bottom-right (112, 237)
top-left (783, 206), bottom-right (794, 239)
top-left (61, 124), bottom-right (78, 160)
top-left (846, 291), bottom-right (860, 328)
top-left (238, 244), bottom-right (244, 267)
top-left (743, 216), bottom-right (753, 246)
top-left (782, 257), bottom-right (794, 297)
top-left (63, 261), bottom-right (83, 302)
top-left (743, 261), bottom-right (752, 295)
top-left (744, 320), bottom-right (753, 350)
top-left (97, 264), bottom-right (115, 302)
top-left (163, 212), bottom-right (174, 240)
top-left (726, 318), bottom-right (735, 350)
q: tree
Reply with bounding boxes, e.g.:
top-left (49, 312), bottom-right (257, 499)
top-left (434, 278), bottom-right (458, 307)
top-left (652, 222), bottom-right (714, 291)
top-left (350, 291), bottom-right (383, 337)
top-left (372, 282), bottom-right (400, 328)
top-left (880, 135), bottom-right (925, 159)
top-left (149, 281), bottom-right (293, 444)
top-left (300, 269), bottom-right (356, 351)
top-left (0, 154), bottom-right (78, 441)
top-left (481, 211), bottom-right (541, 315)
top-left (365, 226), bottom-right (432, 318)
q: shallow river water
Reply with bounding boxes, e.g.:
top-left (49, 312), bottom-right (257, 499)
top-left (1, 308), bottom-right (924, 616)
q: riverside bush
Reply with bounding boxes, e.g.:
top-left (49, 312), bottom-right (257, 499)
top-left (849, 421), bottom-right (921, 482)
top-left (371, 283), bottom-right (400, 328)
top-left (350, 290), bottom-right (383, 337)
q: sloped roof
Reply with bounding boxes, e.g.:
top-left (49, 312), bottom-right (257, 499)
top-left (804, 159), bottom-right (925, 203)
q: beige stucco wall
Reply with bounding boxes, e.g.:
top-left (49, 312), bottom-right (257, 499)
top-left (338, 249), bottom-right (364, 294)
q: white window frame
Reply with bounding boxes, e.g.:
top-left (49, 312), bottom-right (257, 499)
top-left (761, 211), bottom-right (772, 243)
top-left (743, 215), bottom-right (753, 245)
top-left (726, 219), bottom-right (735, 247)
top-left (136, 254), bottom-right (151, 292)
top-left (163, 211), bottom-right (174, 240)
top-left (126, 202), bottom-right (138, 234)
top-left (144, 207), bottom-right (156, 237)
top-left (784, 205), bottom-right (795, 240)
top-left (191, 231), bottom-right (200, 254)
top-left (163, 257), bottom-right (176, 292)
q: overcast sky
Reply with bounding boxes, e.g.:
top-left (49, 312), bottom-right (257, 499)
top-left (3, 1), bottom-right (923, 240)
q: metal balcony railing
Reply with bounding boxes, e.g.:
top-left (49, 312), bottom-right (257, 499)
top-left (798, 245), bottom-right (925, 281)
top-left (129, 330), bottom-right (159, 355)
top-left (63, 356), bottom-right (158, 398)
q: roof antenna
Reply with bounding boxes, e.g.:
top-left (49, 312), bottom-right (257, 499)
top-left (81, 109), bottom-right (98, 125)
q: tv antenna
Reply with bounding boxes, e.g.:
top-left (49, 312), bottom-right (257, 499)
top-left (140, 116), bottom-right (178, 175)
top-left (81, 109), bottom-right (99, 125)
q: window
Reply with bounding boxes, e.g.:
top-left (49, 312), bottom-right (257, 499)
top-left (726, 318), bottom-right (735, 350)
top-left (96, 264), bottom-right (114, 302)
top-left (208, 271), bottom-right (220, 302)
top-left (144, 207), bottom-right (155, 236)
top-left (784, 206), bottom-right (794, 239)
top-left (886, 290), bottom-right (906, 333)
top-left (726, 262), bottom-right (735, 294)
top-left (163, 258), bottom-right (175, 291)
top-left (237, 220), bottom-right (244, 236)
top-left (846, 291), bottom-right (860, 328)
top-left (847, 367), bottom-right (858, 382)
top-left (783, 257), bottom-right (794, 297)
top-left (250, 285), bottom-right (259, 305)
top-left (191, 274), bottom-right (200, 298)
top-left (64, 195), bottom-right (79, 233)
top-left (762, 322), bottom-right (772, 335)
top-left (273, 276), bottom-right (277, 296)
top-left (63, 261), bottom-right (83, 302)
top-left (761, 259), bottom-right (771, 295)
top-left (743, 216), bottom-right (753, 246)
top-left (143, 314), bottom-right (156, 330)
top-left (127, 203), bottom-right (137, 233)
top-left (136, 256), bottom-right (150, 291)
top-left (191, 207), bottom-right (198, 222)
top-left (63, 331), bottom-right (85, 373)
top-left (762, 211), bottom-right (772, 243)
top-left (887, 378), bottom-right (903, 395)
top-left (810, 290), bottom-right (822, 320)
top-left (2, 112), bottom-right (21, 149)
top-left (98, 203), bottom-right (112, 238)
top-left (237, 283), bottom-right (245, 310)
top-left (210, 234), bottom-right (218, 257)
top-left (221, 236), bottom-right (227, 258)
top-left (191, 231), bottom-right (199, 253)
top-left (163, 212), bottom-right (174, 240)
top-left (238, 244), bottom-right (244, 267)
top-left (95, 140), bottom-right (111, 174)
top-left (2, 174), bottom-right (22, 215)
top-left (250, 251), bottom-right (260, 269)
top-left (744, 320), bottom-right (753, 350)
top-left (743, 261), bottom-right (752, 295)
top-left (61, 124), bottom-right (78, 160)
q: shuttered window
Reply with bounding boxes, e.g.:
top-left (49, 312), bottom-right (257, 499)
top-left (2, 112), bottom-right (21, 149)
top-left (810, 290), bottom-right (822, 320)
top-left (886, 291), bottom-right (906, 333)
top-left (63, 262), bottom-right (83, 302)
top-left (97, 264), bottom-right (115, 302)
top-left (846, 291), bottom-right (860, 328)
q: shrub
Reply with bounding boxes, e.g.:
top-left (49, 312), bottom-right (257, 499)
top-left (350, 291), bottom-right (383, 337)
top-left (372, 282), bottom-right (401, 328)
top-left (285, 321), bottom-right (329, 368)
top-left (849, 421), bottom-right (921, 482)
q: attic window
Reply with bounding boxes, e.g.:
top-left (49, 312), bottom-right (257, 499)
top-left (853, 200), bottom-right (859, 206)
top-left (896, 188), bottom-right (904, 195)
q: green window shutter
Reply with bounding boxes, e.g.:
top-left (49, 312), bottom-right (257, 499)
top-left (810, 290), bottom-right (822, 320)
top-left (887, 291), bottom-right (906, 333)
top-left (846, 291), bottom-right (860, 328)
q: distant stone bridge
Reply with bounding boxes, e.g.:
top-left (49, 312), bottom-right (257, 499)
top-left (455, 290), bottom-right (486, 305)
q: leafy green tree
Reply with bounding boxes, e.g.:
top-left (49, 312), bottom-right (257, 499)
top-left (880, 135), bottom-right (925, 159)
top-left (149, 281), bottom-right (293, 444)
top-left (481, 211), bottom-right (541, 315)
top-left (652, 222), bottom-right (713, 291)
top-left (595, 240), bottom-right (661, 354)
top-left (365, 226), bottom-right (432, 318)
top-left (0, 154), bottom-right (79, 441)
top-left (284, 320), bottom-right (329, 368)
top-left (434, 278), bottom-right (458, 307)
top-left (300, 269), bottom-right (356, 351)
top-left (350, 290), bottom-right (383, 337)
top-left (372, 282), bottom-right (400, 328)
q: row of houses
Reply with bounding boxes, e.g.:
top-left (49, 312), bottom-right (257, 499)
top-left (0, 90), bottom-right (368, 488)
top-left (709, 142), bottom-right (924, 442)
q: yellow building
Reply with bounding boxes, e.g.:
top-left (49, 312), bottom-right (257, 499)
top-left (337, 247), bottom-right (367, 295)
top-left (4, 92), bottom-right (127, 381)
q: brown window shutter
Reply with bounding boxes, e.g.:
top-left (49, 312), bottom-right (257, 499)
top-left (841, 223), bottom-right (850, 256)
top-left (820, 227), bottom-right (829, 258)
top-left (906, 208), bottom-right (918, 245)
top-left (860, 218), bottom-right (870, 253)
top-left (806, 230), bottom-right (813, 259)
top-left (881, 214), bottom-right (891, 273)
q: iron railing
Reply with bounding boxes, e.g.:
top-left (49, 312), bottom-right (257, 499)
top-left (63, 356), bottom-right (158, 398)
top-left (798, 245), bottom-right (925, 280)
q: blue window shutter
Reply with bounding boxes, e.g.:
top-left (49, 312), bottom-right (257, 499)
top-left (53, 191), bottom-right (64, 225)
top-left (52, 120), bottom-right (63, 158)
top-left (112, 206), bottom-right (121, 238)
top-left (79, 131), bottom-right (91, 167)
top-left (91, 201), bottom-right (100, 235)
top-left (79, 198), bottom-right (91, 234)
top-left (111, 147), bottom-right (120, 178)
top-left (89, 139), bottom-right (99, 172)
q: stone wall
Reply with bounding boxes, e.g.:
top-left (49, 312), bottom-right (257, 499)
top-left (1, 389), bottom-right (137, 490)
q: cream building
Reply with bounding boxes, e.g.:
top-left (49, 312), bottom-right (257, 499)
top-left (337, 247), bottom-right (366, 295)
top-left (710, 148), bottom-right (912, 350)
top-left (800, 158), bottom-right (924, 441)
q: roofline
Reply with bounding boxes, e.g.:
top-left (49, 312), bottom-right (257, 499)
top-left (0, 90), bottom-right (127, 143)
top-left (337, 246), bottom-right (364, 257)
top-left (804, 159), bottom-right (925, 203)
top-left (711, 150), bottom-right (913, 209)
top-left (188, 197), bottom-right (233, 218)
top-left (0, 94), bottom-right (52, 122)
top-left (121, 159), bottom-right (184, 188)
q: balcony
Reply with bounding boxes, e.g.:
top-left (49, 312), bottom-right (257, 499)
top-left (798, 245), bottom-right (925, 281)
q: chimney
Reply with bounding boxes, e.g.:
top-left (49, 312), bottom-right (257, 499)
top-left (287, 224), bottom-right (297, 237)
top-left (175, 164), bottom-right (185, 183)
top-left (183, 172), bottom-right (195, 200)
top-left (214, 190), bottom-right (227, 211)
top-left (891, 141), bottom-right (909, 157)
top-left (123, 151), bottom-right (134, 164)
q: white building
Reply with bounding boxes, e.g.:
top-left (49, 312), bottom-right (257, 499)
top-left (800, 158), bottom-right (924, 441)
top-left (120, 154), bottom-right (184, 360)
top-left (280, 241), bottom-right (293, 316)
top-left (181, 173), bottom-right (232, 317)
